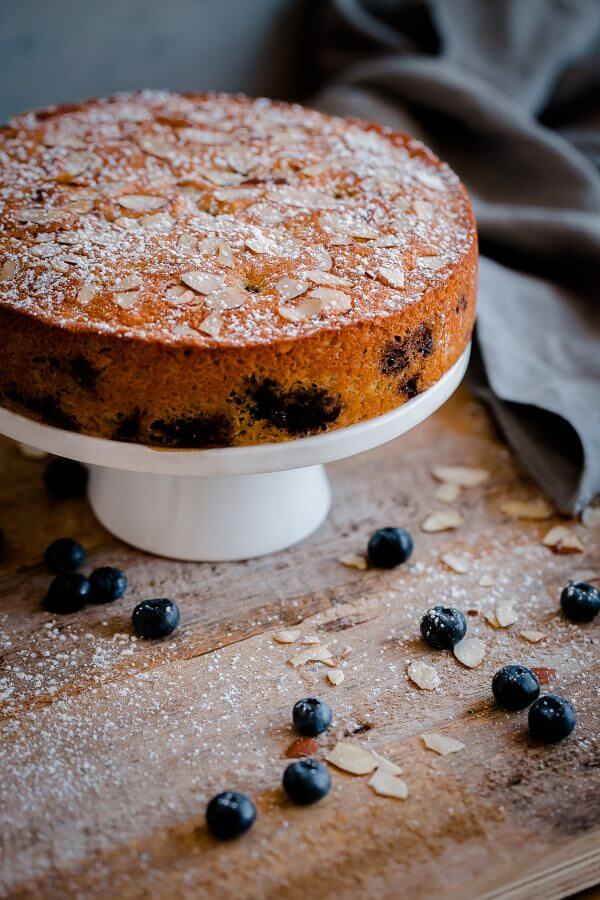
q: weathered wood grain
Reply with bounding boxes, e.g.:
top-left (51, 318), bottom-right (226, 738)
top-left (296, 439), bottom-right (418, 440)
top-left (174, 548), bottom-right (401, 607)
top-left (0, 388), bottom-right (598, 899)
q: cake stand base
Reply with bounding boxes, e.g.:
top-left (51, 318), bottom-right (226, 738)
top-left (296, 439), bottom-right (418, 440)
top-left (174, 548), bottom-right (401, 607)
top-left (0, 346), bottom-right (469, 560)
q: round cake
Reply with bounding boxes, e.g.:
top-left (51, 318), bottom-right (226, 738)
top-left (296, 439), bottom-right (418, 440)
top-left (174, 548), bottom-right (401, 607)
top-left (0, 91), bottom-right (477, 448)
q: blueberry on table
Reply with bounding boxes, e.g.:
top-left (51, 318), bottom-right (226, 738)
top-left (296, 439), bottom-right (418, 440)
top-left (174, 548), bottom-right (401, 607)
top-left (420, 606), bottom-right (467, 650)
top-left (44, 537), bottom-right (85, 574)
top-left (205, 791), bottom-right (256, 840)
top-left (492, 664), bottom-right (540, 711)
top-left (292, 697), bottom-right (332, 737)
top-left (283, 759), bottom-right (331, 805)
top-left (560, 581), bottom-right (600, 623)
top-left (89, 567), bottom-right (127, 604)
top-left (131, 598), bottom-right (180, 638)
top-left (44, 572), bottom-right (90, 614)
top-left (43, 458), bottom-right (88, 500)
top-left (528, 694), bottom-right (576, 742)
top-left (367, 527), bottom-right (414, 568)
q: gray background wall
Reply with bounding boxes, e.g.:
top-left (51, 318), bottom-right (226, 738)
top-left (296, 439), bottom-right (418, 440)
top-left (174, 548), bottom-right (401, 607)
top-left (0, 0), bottom-right (306, 121)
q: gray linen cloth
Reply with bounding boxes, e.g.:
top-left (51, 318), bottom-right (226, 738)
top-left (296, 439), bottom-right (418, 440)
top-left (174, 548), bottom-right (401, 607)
top-left (312, 0), bottom-right (600, 513)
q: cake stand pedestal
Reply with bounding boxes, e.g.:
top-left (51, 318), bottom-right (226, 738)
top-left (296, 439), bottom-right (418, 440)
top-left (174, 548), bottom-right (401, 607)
top-left (0, 347), bottom-right (469, 560)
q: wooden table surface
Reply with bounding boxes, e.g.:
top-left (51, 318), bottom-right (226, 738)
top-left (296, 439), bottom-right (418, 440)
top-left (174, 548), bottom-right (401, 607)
top-left (0, 388), bottom-right (598, 900)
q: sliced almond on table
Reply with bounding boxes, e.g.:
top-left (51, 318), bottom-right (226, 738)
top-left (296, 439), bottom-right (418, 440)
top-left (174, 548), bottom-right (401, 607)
top-left (117, 195), bottom-right (166, 212)
top-left (289, 644), bottom-right (332, 667)
top-left (407, 659), bottom-right (440, 690)
top-left (327, 669), bottom-right (345, 686)
top-left (499, 499), bottom-right (553, 520)
top-left (339, 554), bottom-right (368, 571)
top-left (520, 630), bottom-right (547, 644)
top-left (422, 510), bottom-right (464, 533)
top-left (368, 769), bottom-right (409, 800)
top-left (542, 525), bottom-right (584, 554)
top-left (273, 629), bottom-right (302, 644)
top-left (495, 602), bottom-right (518, 628)
top-left (440, 552), bottom-right (470, 574)
top-left (421, 733), bottom-right (465, 756)
top-left (453, 636), bottom-right (486, 668)
top-left (435, 482), bottom-right (461, 503)
top-left (370, 751), bottom-right (402, 776)
top-left (432, 466), bottom-right (489, 487)
top-left (581, 507), bottom-right (600, 528)
top-left (301, 635), bottom-right (321, 645)
top-left (325, 742), bottom-right (378, 775)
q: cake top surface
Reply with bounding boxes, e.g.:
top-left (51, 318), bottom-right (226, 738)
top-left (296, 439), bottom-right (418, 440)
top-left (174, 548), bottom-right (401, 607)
top-left (0, 91), bottom-right (475, 347)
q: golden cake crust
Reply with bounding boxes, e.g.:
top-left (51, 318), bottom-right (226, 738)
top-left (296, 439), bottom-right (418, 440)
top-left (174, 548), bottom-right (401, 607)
top-left (0, 91), bottom-right (477, 447)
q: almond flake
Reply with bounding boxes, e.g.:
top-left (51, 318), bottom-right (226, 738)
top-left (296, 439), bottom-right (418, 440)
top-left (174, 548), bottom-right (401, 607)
top-left (416, 256), bottom-right (445, 271)
top-left (114, 291), bottom-right (139, 309)
top-left (325, 742), bottom-right (378, 775)
top-left (270, 186), bottom-right (337, 210)
top-left (520, 630), bottom-right (547, 644)
top-left (478, 574), bottom-right (497, 587)
top-left (415, 170), bottom-right (444, 190)
top-left (495, 602), bottom-right (518, 628)
top-left (201, 169), bottom-right (244, 187)
top-left (421, 510), bottom-right (464, 533)
top-left (0, 259), bottom-right (17, 281)
top-left (407, 659), bottom-right (440, 690)
top-left (339, 554), bottom-right (368, 571)
top-left (414, 200), bottom-right (433, 219)
top-left (435, 482), bottom-right (461, 503)
top-left (421, 733), bottom-right (465, 756)
top-left (542, 525), bottom-right (584, 554)
top-left (301, 635), bottom-right (321, 645)
top-left (165, 286), bottom-right (198, 306)
top-left (373, 235), bottom-right (401, 248)
top-left (197, 312), bottom-right (223, 337)
top-left (177, 233), bottom-right (197, 255)
top-left (218, 244), bottom-right (234, 268)
top-left (376, 266), bottom-right (405, 289)
top-left (289, 644), bottom-right (333, 667)
top-left (178, 127), bottom-right (231, 144)
top-left (43, 133), bottom-right (86, 149)
top-left (308, 287), bottom-right (352, 312)
top-left (209, 287), bottom-right (249, 310)
top-left (327, 669), bottom-right (345, 686)
top-left (499, 499), bottom-right (553, 520)
top-left (312, 246), bottom-right (333, 271)
top-left (113, 275), bottom-right (142, 292)
top-left (136, 134), bottom-right (174, 158)
top-left (77, 280), bottom-right (99, 305)
top-left (49, 257), bottom-right (71, 274)
top-left (140, 213), bottom-right (174, 232)
top-left (31, 243), bottom-right (60, 258)
top-left (117, 195), bottom-right (167, 212)
top-left (371, 751), bottom-right (402, 776)
top-left (273, 629), bottom-right (301, 644)
top-left (581, 507), bottom-right (600, 528)
top-left (432, 466), bottom-right (489, 487)
top-left (181, 272), bottom-right (223, 294)
top-left (440, 552), bottom-right (470, 574)
top-left (278, 298), bottom-right (323, 322)
top-left (368, 769), bottom-right (409, 800)
top-left (453, 636), bottom-right (486, 668)
top-left (225, 145), bottom-right (259, 174)
top-left (351, 223), bottom-right (379, 240)
top-left (485, 611), bottom-right (500, 629)
top-left (275, 277), bottom-right (309, 302)
top-left (304, 270), bottom-right (350, 287)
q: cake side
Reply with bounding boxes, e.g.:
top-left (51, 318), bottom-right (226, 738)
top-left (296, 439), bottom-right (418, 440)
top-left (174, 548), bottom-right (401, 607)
top-left (0, 91), bottom-right (477, 447)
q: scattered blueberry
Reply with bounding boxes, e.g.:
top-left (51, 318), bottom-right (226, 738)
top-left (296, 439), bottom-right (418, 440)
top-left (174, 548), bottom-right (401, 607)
top-left (89, 567), bottom-right (127, 604)
top-left (283, 759), bottom-right (331, 805)
top-left (492, 664), bottom-right (540, 711)
top-left (292, 697), bottom-right (332, 737)
top-left (43, 458), bottom-right (88, 500)
top-left (44, 572), bottom-right (90, 614)
top-left (44, 537), bottom-right (85, 574)
top-left (560, 581), bottom-right (600, 623)
top-left (528, 694), bottom-right (576, 742)
top-left (367, 527), bottom-right (414, 568)
top-left (420, 606), bottom-right (467, 650)
top-left (205, 791), bottom-right (256, 840)
top-left (132, 598), bottom-right (180, 638)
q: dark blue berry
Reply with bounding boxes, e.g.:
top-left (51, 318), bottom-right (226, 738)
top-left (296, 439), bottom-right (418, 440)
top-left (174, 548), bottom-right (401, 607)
top-left (420, 606), bottom-right (467, 650)
top-left (283, 759), bottom-right (331, 805)
top-left (44, 537), bottom-right (85, 574)
top-left (89, 567), bottom-right (127, 604)
top-left (132, 598), bottom-right (180, 638)
top-left (44, 572), bottom-right (90, 614)
top-left (528, 694), bottom-right (576, 742)
top-left (205, 791), bottom-right (256, 840)
top-left (560, 581), bottom-right (600, 623)
top-left (492, 664), bottom-right (540, 711)
top-left (43, 458), bottom-right (88, 500)
top-left (367, 527), bottom-right (413, 568)
top-left (292, 697), bottom-right (332, 737)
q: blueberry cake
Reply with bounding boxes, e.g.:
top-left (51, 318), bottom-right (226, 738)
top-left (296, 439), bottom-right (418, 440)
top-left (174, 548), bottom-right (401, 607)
top-left (0, 92), bottom-right (477, 448)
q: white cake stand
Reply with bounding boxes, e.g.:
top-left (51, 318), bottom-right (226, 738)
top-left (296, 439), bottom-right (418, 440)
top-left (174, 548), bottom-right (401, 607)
top-left (0, 347), bottom-right (469, 560)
